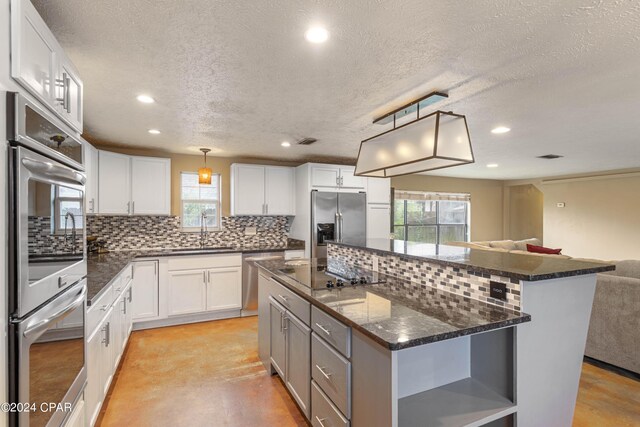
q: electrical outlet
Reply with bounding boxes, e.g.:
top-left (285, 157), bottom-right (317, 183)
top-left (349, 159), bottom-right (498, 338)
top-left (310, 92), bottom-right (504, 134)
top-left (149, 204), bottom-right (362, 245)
top-left (372, 256), bottom-right (379, 272)
top-left (490, 281), bottom-right (507, 301)
top-left (244, 226), bottom-right (257, 236)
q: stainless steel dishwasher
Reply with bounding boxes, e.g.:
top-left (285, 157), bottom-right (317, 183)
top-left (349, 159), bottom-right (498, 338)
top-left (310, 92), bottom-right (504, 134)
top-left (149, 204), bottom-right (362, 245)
top-left (242, 252), bottom-right (284, 316)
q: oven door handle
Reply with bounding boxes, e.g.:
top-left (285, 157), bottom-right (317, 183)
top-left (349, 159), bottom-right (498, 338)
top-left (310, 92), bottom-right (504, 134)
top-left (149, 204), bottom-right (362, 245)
top-left (23, 284), bottom-right (86, 339)
top-left (21, 156), bottom-right (86, 187)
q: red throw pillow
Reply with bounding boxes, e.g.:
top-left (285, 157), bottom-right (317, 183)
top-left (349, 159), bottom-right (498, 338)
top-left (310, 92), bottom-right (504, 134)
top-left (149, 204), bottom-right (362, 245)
top-left (527, 244), bottom-right (562, 255)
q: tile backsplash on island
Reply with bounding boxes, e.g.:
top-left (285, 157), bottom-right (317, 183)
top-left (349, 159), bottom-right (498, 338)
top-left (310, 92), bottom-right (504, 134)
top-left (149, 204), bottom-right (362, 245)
top-left (87, 215), bottom-right (290, 250)
top-left (328, 244), bottom-right (521, 312)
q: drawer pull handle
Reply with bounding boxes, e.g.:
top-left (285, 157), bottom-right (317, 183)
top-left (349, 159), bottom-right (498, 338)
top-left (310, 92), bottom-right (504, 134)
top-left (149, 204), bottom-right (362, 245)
top-left (315, 416), bottom-right (328, 427)
top-left (315, 364), bottom-right (333, 380)
top-left (278, 294), bottom-right (289, 304)
top-left (315, 323), bottom-right (331, 335)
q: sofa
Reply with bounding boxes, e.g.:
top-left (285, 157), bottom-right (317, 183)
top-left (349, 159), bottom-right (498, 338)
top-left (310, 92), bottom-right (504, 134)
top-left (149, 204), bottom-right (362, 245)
top-left (448, 238), bottom-right (573, 259)
top-left (585, 260), bottom-right (640, 374)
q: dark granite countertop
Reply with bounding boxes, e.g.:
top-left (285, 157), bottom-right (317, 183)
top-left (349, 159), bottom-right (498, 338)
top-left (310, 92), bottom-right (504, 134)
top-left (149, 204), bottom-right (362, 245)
top-left (86, 240), bottom-right (305, 305)
top-left (328, 239), bottom-right (615, 281)
top-left (255, 258), bottom-right (530, 351)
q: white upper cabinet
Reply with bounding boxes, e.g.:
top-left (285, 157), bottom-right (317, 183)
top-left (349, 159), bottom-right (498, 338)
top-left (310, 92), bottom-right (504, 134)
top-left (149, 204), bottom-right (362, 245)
top-left (309, 164), bottom-right (366, 192)
top-left (98, 151), bottom-right (131, 215)
top-left (265, 166), bottom-right (295, 215)
top-left (98, 150), bottom-right (171, 215)
top-left (231, 164), bottom-right (295, 216)
top-left (339, 166), bottom-right (367, 189)
top-left (11, 0), bottom-right (56, 103)
top-left (11, 0), bottom-right (84, 132)
top-left (130, 156), bottom-right (171, 215)
top-left (56, 56), bottom-right (83, 132)
top-left (311, 165), bottom-right (341, 188)
top-left (84, 141), bottom-right (99, 214)
top-left (231, 164), bottom-right (266, 215)
top-left (366, 177), bottom-right (391, 204)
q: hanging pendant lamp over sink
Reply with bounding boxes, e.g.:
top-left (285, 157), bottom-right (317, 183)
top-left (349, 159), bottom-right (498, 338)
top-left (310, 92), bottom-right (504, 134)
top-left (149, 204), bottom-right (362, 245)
top-left (355, 93), bottom-right (474, 177)
top-left (198, 148), bottom-right (213, 184)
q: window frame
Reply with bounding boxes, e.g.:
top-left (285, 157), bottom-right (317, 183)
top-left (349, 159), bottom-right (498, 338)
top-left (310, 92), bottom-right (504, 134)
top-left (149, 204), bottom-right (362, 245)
top-left (394, 198), bottom-right (470, 244)
top-left (180, 172), bottom-right (222, 232)
top-left (54, 185), bottom-right (84, 234)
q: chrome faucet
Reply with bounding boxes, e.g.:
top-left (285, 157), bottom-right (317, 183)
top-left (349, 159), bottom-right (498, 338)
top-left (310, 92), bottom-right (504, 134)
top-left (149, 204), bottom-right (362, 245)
top-left (64, 211), bottom-right (77, 254)
top-left (200, 211), bottom-right (207, 248)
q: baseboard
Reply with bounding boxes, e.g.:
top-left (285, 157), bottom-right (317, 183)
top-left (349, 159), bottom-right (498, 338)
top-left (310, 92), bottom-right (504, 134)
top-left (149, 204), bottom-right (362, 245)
top-left (132, 309), bottom-right (242, 331)
top-left (584, 356), bottom-right (640, 381)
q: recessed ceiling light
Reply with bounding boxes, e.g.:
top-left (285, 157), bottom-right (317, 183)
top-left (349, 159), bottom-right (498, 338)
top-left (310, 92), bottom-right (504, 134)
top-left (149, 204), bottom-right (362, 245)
top-left (148, 129), bottom-right (161, 134)
top-left (137, 95), bottom-right (155, 104)
top-left (305, 27), bottom-right (329, 44)
top-left (486, 163), bottom-right (499, 168)
top-left (281, 141), bottom-right (291, 147)
top-left (491, 126), bottom-right (510, 134)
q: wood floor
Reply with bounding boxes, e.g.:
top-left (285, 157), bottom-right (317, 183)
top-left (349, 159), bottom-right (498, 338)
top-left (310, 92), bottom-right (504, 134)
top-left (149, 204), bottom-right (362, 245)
top-left (97, 317), bottom-right (640, 427)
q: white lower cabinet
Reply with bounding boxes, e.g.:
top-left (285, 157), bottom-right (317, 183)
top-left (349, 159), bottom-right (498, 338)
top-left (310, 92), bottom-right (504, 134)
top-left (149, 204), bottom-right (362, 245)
top-left (166, 258), bottom-right (242, 318)
top-left (86, 275), bottom-right (134, 427)
top-left (132, 261), bottom-right (159, 321)
top-left (64, 397), bottom-right (85, 427)
top-left (168, 270), bottom-right (207, 316)
top-left (206, 267), bottom-right (242, 311)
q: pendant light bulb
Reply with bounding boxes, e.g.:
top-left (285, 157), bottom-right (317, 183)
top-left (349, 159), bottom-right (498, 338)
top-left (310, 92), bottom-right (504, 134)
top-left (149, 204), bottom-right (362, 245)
top-left (199, 148), bottom-right (213, 185)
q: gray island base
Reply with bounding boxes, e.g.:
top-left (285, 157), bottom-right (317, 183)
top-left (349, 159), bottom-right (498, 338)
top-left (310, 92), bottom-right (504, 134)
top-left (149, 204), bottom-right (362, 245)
top-left (256, 240), bottom-right (614, 426)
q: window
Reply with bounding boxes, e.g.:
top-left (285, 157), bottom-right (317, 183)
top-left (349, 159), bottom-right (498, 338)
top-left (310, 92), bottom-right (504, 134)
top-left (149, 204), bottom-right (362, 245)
top-left (181, 172), bottom-right (221, 230)
top-left (393, 191), bottom-right (470, 244)
top-left (54, 185), bottom-right (83, 232)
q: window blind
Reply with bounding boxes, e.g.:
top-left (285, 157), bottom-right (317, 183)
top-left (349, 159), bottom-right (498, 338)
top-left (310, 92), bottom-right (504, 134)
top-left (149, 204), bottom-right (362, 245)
top-left (394, 190), bottom-right (471, 202)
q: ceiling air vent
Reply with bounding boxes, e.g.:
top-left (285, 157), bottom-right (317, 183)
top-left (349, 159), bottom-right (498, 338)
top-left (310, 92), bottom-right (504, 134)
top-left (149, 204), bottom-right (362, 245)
top-left (537, 154), bottom-right (563, 159)
top-left (297, 137), bottom-right (317, 145)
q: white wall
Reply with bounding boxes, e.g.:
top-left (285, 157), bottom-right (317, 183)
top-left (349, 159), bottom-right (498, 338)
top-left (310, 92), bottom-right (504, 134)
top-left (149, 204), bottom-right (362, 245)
top-left (543, 173), bottom-right (640, 261)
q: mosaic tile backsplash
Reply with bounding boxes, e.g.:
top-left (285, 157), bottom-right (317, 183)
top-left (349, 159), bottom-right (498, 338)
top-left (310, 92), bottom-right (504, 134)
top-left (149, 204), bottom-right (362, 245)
top-left (327, 243), bottom-right (521, 312)
top-left (86, 215), bottom-right (290, 250)
top-left (29, 216), bottom-right (84, 255)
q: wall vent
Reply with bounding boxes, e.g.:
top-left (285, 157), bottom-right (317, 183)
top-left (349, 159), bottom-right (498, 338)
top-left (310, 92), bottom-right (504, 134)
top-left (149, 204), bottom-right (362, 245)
top-left (537, 154), bottom-right (563, 159)
top-left (297, 137), bottom-right (317, 145)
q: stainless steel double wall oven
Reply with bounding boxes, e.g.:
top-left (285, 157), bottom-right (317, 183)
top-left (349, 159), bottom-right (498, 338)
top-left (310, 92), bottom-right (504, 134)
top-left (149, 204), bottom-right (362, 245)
top-left (7, 92), bottom-right (88, 427)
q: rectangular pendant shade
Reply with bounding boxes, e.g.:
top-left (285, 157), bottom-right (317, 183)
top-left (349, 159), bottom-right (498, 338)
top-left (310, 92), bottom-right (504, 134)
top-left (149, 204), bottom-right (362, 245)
top-left (198, 167), bottom-right (213, 184)
top-left (355, 111), bottom-right (474, 177)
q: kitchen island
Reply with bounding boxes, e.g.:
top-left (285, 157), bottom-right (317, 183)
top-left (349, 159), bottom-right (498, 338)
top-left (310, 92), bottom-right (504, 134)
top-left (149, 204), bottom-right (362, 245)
top-left (256, 257), bottom-right (531, 427)
top-left (319, 239), bottom-right (614, 427)
top-left (255, 240), bottom-right (614, 427)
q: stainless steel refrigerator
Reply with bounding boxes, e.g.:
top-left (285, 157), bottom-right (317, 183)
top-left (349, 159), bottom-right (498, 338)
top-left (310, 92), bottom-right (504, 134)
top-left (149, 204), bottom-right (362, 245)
top-left (311, 191), bottom-right (367, 258)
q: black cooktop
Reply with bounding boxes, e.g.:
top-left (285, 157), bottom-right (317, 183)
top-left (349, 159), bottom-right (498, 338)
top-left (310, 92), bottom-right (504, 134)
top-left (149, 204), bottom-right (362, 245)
top-left (277, 259), bottom-right (386, 289)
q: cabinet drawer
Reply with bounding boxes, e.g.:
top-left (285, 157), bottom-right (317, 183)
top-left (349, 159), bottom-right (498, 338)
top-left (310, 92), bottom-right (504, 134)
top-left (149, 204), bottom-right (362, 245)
top-left (312, 306), bottom-right (351, 358)
top-left (272, 282), bottom-right (310, 325)
top-left (167, 254), bottom-right (242, 271)
top-left (87, 285), bottom-right (113, 334)
top-left (312, 380), bottom-right (349, 427)
top-left (312, 333), bottom-right (351, 418)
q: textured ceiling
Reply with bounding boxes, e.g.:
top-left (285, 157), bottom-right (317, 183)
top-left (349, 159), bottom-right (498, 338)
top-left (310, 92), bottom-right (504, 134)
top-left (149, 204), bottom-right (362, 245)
top-left (32, 0), bottom-right (640, 179)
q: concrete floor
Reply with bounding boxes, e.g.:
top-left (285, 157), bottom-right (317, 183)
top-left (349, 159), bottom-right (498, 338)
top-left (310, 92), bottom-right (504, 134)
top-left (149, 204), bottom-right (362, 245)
top-left (97, 317), bottom-right (639, 427)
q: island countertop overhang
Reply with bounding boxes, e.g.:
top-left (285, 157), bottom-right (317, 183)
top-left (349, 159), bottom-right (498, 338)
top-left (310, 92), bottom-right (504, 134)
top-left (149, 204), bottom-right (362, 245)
top-left (327, 239), bottom-right (615, 282)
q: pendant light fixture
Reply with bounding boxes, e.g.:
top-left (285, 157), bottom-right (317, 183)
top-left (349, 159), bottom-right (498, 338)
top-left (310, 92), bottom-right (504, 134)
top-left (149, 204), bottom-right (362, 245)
top-left (355, 92), bottom-right (474, 177)
top-left (198, 148), bottom-right (213, 184)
